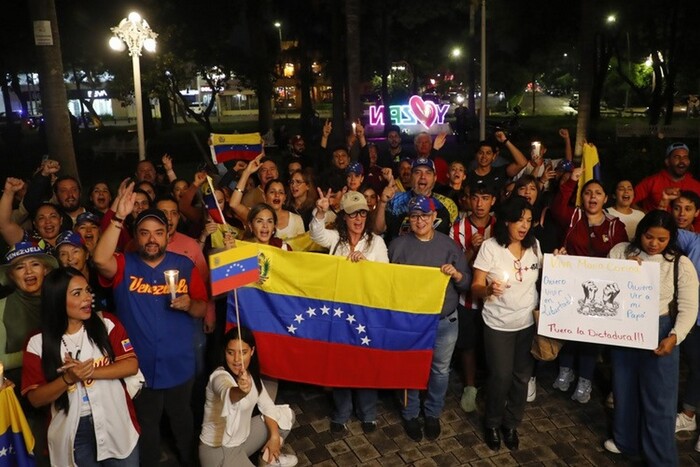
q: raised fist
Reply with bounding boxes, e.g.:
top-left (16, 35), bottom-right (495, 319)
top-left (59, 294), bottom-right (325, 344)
top-left (582, 281), bottom-right (598, 302)
top-left (602, 283), bottom-right (620, 304)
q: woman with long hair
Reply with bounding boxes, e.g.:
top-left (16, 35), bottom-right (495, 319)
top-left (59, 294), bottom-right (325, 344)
top-left (471, 196), bottom-right (543, 451)
top-left (21, 267), bottom-right (140, 466)
top-left (604, 210), bottom-right (698, 465)
top-left (230, 155), bottom-right (305, 240)
top-left (550, 168), bottom-right (628, 404)
top-left (309, 189), bottom-right (388, 433)
top-left (285, 169), bottom-right (317, 230)
top-left (199, 327), bottom-right (297, 467)
top-left (606, 179), bottom-right (645, 240)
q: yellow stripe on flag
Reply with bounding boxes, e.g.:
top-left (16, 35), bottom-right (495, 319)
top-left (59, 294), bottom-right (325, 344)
top-left (208, 243), bottom-right (259, 271)
top-left (0, 386), bottom-right (35, 454)
top-left (240, 241), bottom-right (448, 315)
top-left (576, 143), bottom-right (601, 206)
top-left (210, 133), bottom-right (261, 145)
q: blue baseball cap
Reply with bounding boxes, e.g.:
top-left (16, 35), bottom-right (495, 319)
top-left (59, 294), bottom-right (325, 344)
top-left (56, 231), bottom-right (87, 250)
top-left (75, 211), bottom-right (101, 227)
top-left (411, 157), bottom-right (435, 172)
top-left (408, 195), bottom-right (437, 213)
top-left (346, 161), bottom-right (364, 175)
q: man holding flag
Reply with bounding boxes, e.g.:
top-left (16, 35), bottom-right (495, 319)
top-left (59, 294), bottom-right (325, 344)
top-left (388, 195), bottom-right (470, 442)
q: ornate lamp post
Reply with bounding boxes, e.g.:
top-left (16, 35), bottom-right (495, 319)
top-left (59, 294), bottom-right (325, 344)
top-left (109, 12), bottom-right (157, 161)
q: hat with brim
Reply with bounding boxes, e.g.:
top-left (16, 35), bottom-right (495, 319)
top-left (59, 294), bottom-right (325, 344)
top-left (135, 208), bottom-right (168, 228)
top-left (408, 195), bottom-right (437, 214)
top-left (340, 191), bottom-right (369, 214)
top-left (0, 241), bottom-right (58, 287)
top-left (56, 231), bottom-right (88, 251)
top-left (75, 211), bottom-right (101, 227)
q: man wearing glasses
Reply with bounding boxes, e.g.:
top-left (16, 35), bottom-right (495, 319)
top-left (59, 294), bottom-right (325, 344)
top-left (388, 195), bottom-right (470, 443)
top-left (374, 158), bottom-right (458, 243)
top-left (634, 142), bottom-right (700, 231)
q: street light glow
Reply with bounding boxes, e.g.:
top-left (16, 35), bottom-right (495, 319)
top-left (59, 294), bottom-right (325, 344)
top-left (451, 48), bottom-right (462, 58)
top-left (274, 21), bottom-right (281, 28)
top-left (110, 12), bottom-right (158, 161)
top-left (606, 14), bottom-right (617, 23)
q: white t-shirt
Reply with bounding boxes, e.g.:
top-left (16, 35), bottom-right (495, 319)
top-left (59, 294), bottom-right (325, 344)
top-left (473, 237), bottom-right (543, 331)
top-left (606, 207), bottom-right (644, 240)
top-left (275, 212), bottom-right (305, 240)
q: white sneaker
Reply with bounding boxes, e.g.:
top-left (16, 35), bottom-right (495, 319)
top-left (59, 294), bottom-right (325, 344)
top-left (552, 367), bottom-right (575, 391)
top-left (604, 439), bottom-right (621, 454)
top-left (675, 412), bottom-right (697, 433)
top-left (527, 377), bottom-right (537, 402)
top-left (259, 453), bottom-right (298, 467)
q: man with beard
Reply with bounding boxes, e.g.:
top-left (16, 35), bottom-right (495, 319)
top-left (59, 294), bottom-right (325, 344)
top-left (634, 142), bottom-right (700, 231)
top-left (93, 185), bottom-right (208, 467)
top-left (53, 175), bottom-right (86, 223)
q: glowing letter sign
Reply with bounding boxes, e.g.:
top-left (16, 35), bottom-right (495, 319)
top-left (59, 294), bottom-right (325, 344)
top-left (368, 95), bottom-right (450, 130)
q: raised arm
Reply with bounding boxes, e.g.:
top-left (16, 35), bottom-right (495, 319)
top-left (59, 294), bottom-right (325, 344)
top-left (559, 128), bottom-right (573, 162)
top-left (162, 154), bottom-right (177, 183)
top-left (229, 155), bottom-right (262, 223)
top-left (495, 131), bottom-right (528, 178)
top-left (93, 181), bottom-right (136, 280)
top-left (0, 178), bottom-right (29, 245)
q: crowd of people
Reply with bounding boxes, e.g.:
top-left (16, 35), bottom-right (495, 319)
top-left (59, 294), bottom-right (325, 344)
top-left (1, 119), bottom-right (700, 466)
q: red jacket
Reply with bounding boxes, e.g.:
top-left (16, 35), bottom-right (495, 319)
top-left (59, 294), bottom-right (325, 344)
top-left (634, 170), bottom-right (700, 231)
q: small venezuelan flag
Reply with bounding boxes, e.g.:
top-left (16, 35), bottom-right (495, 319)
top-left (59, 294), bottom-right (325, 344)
top-left (201, 176), bottom-right (225, 224)
top-left (209, 244), bottom-right (260, 296)
top-left (210, 133), bottom-right (262, 164)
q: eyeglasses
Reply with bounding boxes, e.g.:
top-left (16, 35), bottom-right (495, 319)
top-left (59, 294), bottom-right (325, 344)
top-left (289, 179), bottom-right (305, 185)
top-left (408, 213), bottom-right (432, 222)
top-left (513, 259), bottom-right (524, 282)
top-left (347, 210), bottom-right (369, 219)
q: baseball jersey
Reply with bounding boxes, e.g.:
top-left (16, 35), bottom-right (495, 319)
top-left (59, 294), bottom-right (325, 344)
top-left (22, 313), bottom-right (139, 466)
top-left (450, 215), bottom-right (496, 308)
top-left (99, 251), bottom-right (208, 389)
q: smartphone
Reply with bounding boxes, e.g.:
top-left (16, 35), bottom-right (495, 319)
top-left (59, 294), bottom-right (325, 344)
top-left (531, 141), bottom-right (541, 160)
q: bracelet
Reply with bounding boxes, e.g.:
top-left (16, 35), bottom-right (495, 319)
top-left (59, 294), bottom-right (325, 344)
top-left (61, 373), bottom-right (73, 386)
top-left (503, 139), bottom-right (509, 145)
top-left (112, 214), bottom-right (125, 223)
top-left (235, 187), bottom-right (244, 194)
top-left (110, 219), bottom-right (123, 229)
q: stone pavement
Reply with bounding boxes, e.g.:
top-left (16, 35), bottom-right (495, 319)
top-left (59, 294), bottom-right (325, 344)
top-left (276, 361), bottom-right (700, 466)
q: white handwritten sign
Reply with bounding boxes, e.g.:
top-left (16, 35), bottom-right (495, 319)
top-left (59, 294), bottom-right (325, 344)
top-left (539, 254), bottom-right (660, 350)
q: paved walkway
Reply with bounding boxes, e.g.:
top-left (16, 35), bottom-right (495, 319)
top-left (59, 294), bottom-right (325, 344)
top-left (277, 361), bottom-right (700, 466)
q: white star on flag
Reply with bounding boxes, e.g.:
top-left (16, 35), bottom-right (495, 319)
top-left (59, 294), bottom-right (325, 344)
top-left (294, 314), bottom-right (304, 323)
top-left (361, 336), bottom-right (371, 346)
top-left (287, 324), bottom-right (297, 334)
top-left (333, 307), bottom-right (344, 317)
top-left (356, 324), bottom-right (366, 334)
top-left (0, 446), bottom-right (7, 457)
top-left (320, 305), bottom-right (330, 315)
top-left (306, 307), bottom-right (317, 317)
top-left (224, 263), bottom-right (245, 277)
top-left (346, 314), bottom-right (356, 324)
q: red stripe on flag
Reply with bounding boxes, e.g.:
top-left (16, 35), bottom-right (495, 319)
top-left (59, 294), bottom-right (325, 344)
top-left (211, 270), bottom-right (260, 296)
top-left (252, 331), bottom-right (433, 389)
top-left (214, 149), bottom-right (259, 163)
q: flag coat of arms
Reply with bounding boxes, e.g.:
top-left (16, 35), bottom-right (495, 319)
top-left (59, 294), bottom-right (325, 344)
top-left (209, 244), bottom-right (260, 296)
top-left (209, 133), bottom-right (262, 164)
top-left (227, 243), bottom-right (449, 389)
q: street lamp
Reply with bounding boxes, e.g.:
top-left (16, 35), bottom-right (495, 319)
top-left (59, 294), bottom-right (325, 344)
top-left (110, 12), bottom-right (158, 161)
top-left (451, 47), bottom-right (462, 59)
top-left (273, 21), bottom-right (288, 121)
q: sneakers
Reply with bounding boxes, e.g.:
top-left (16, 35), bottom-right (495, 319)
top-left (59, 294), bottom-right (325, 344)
top-left (676, 412), bottom-right (697, 433)
top-left (603, 439), bottom-right (621, 454)
top-left (424, 416), bottom-right (441, 441)
top-left (259, 452), bottom-right (299, 467)
top-left (460, 386), bottom-right (478, 413)
top-left (403, 417), bottom-right (423, 442)
top-left (552, 367), bottom-right (575, 391)
top-left (361, 421), bottom-right (377, 434)
top-left (330, 422), bottom-right (347, 434)
top-left (526, 377), bottom-right (537, 402)
top-left (571, 377), bottom-right (592, 404)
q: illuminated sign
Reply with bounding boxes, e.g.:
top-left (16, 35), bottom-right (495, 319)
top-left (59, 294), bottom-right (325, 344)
top-left (368, 95), bottom-right (450, 130)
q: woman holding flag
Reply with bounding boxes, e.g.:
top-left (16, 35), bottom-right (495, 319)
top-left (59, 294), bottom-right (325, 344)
top-left (199, 327), bottom-right (297, 467)
top-left (310, 188), bottom-right (388, 434)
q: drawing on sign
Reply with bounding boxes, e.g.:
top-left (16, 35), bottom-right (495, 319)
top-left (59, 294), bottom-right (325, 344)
top-left (577, 280), bottom-right (620, 317)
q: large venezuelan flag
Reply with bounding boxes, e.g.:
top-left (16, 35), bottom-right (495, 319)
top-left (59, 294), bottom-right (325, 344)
top-left (576, 143), bottom-right (602, 206)
top-left (0, 387), bottom-right (35, 467)
top-left (210, 133), bottom-right (262, 164)
top-left (227, 243), bottom-right (449, 389)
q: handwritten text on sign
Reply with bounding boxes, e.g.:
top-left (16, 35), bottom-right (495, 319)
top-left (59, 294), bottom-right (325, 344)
top-left (539, 254), bottom-right (660, 350)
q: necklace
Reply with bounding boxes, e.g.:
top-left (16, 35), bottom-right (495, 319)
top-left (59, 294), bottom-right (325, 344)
top-left (61, 325), bottom-right (85, 360)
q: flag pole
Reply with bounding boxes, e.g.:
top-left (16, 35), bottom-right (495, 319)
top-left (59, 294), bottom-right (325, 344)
top-left (234, 288), bottom-right (244, 368)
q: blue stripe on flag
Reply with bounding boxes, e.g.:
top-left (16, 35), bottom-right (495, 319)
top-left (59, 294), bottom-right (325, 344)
top-left (211, 256), bottom-right (259, 282)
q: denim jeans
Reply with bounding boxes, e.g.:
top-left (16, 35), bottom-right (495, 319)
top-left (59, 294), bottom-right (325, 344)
top-left (332, 389), bottom-right (378, 424)
top-left (611, 315), bottom-right (679, 466)
top-left (681, 325), bottom-right (700, 412)
top-left (73, 416), bottom-right (139, 467)
top-left (402, 310), bottom-right (458, 420)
